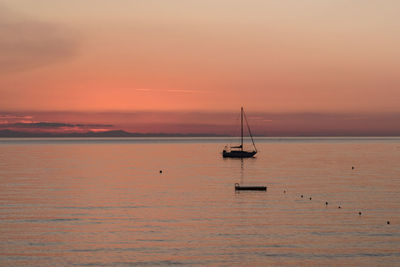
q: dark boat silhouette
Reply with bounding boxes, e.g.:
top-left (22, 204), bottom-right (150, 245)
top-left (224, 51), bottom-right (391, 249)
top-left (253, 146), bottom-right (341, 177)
top-left (232, 150), bottom-right (266, 192)
top-left (235, 183), bottom-right (266, 191)
top-left (223, 107), bottom-right (257, 158)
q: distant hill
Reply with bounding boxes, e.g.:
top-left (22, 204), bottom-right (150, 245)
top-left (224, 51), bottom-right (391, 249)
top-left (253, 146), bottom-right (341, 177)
top-left (0, 129), bottom-right (226, 138)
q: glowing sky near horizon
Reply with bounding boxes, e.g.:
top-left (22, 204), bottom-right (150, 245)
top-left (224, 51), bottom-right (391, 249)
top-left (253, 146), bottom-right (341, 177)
top-left (1, 1), bottom-right (400, 117)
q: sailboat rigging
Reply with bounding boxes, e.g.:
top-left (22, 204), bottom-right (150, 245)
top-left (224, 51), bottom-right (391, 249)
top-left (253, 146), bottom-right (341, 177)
top-left (222, 107), bottom-right (257, 158)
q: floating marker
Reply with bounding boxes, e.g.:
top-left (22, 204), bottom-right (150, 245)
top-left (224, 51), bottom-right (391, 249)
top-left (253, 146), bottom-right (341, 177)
top-left (234, 183), bottom-right (267, 191)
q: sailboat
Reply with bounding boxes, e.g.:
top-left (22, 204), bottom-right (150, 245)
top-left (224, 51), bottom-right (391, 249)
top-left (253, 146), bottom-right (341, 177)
top-left (222, 107), bottom-right (257, 158)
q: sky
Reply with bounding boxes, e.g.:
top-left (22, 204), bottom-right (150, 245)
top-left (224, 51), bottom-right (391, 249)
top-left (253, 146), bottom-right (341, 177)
top-left (1, 1), bottom-right (400, 135)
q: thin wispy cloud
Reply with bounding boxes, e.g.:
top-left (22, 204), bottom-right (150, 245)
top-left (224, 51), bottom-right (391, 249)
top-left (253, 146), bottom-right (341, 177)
top-left (166, 89), bottom-right (205, 94)
top-left (135, 88), bottom-right (206, 94)
top-left (0, 122), bottom-right (113, 129)
top-left (0, 115), bottom-right (33, 119)
top-left (0, 113), bottom-right (34, 124)
top-left (249, 116), bottom-right (273, 122)
top-left (0, 120), bottom-right (115, 134)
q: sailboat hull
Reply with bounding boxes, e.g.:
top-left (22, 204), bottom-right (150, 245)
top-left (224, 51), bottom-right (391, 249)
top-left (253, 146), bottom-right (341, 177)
top-left (223, 150), bottom-right (257, 158)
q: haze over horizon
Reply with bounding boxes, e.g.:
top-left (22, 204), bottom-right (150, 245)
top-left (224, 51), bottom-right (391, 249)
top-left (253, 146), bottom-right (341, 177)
top-left (1, 1), bottom-right (400, 136)
top-left (1, 110), bottom-right (400, 136)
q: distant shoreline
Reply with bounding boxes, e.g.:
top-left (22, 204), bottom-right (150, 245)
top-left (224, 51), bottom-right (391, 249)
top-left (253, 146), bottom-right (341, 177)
top-left (0, 130), bottom-right (399, 138)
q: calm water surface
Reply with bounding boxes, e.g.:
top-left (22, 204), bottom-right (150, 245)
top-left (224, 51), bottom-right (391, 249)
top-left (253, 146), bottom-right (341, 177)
top-left (1, 137), bottom-right (400, 266)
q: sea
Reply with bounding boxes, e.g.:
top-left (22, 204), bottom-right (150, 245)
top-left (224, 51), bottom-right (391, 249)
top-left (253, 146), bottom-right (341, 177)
top-left (0, 137), bottom-right (400, 266)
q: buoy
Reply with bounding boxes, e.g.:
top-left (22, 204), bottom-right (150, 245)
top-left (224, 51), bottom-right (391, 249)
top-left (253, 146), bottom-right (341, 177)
top-left (387, 221), bottom-right (390, 225)
top-left (235, 183), bottom-right (267, 191)
top-left (325, 202), bottom-right (328, 205)
top-left (159, 170), bottom-right (162, 173)
top-left (359, 211), bottom-right (362, 216)
top-left (301, 195), bottom-right (303, 198)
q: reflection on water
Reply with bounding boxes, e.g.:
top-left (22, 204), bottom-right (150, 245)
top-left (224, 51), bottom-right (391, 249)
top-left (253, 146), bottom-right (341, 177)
top-left (0, 138), bottom-right (400, 266)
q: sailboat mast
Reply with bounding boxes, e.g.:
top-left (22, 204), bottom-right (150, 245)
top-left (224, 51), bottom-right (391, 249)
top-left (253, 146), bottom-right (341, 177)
top-left (243, 109), bottom-right (257, 152)
top-left (241, 107), bottom-right (243, 151)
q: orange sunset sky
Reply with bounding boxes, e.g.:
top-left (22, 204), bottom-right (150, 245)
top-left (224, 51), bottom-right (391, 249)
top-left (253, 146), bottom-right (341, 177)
top-left (1, 1), bottom-right (400, 135)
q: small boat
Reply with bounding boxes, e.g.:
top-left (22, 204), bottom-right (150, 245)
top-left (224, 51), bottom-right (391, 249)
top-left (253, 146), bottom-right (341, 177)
top-left (223, 107), bottom-right (257, 158)
top-left (235, 183), bottom-right (267, 191)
